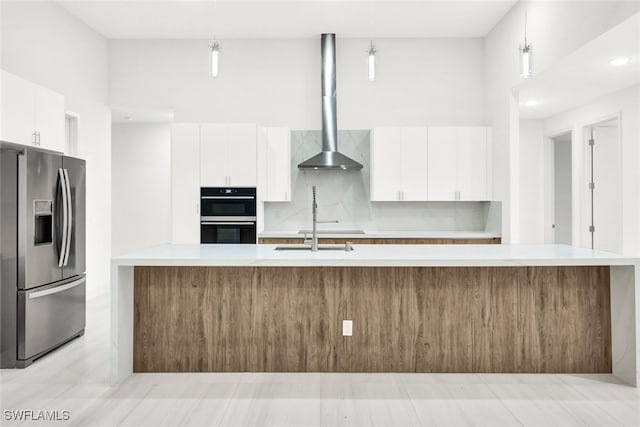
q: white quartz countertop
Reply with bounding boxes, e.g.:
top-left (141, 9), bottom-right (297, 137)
top-left (258, 230), bottom-right (500, 239)
top-left (112, 244), bottom-right (637, 267)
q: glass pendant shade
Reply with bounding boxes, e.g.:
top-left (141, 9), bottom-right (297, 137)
top-left (210, 41), bottom-right (220, 78)
top-left (520, 44), bottom-right (532, 79)
top-left (368, 43), bottom-right (376, 81)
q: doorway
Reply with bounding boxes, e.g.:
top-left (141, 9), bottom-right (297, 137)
top-left (585, 118), bottom-right (621, 252)
top-left (550, 132), bottom-right (572, 245)
top-left (65, 113), bottom-right (79, 156)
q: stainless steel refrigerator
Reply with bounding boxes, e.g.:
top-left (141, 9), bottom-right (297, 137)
top-left (1, 145), bottom-right (86, 368)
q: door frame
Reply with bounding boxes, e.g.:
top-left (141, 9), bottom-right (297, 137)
top-left (543, 128), bottom-right (572, 244)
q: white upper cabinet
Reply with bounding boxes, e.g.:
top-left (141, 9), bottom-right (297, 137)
top-left (1, 70), bottom-right (64, 152)
top-left (427, 126), bottom-right (491, 201)
top-left (371, 127), bottom-right (427, 201)
top-left (200, 123), bottom-right (257, 187)
top-left (227, 124), bottom-right (257, 187)
top-left (1, 71), bottom-right (35, 146)
top-left (400, 127), bottom-right (428, 201)
top-left (457, 127), bottom-right (490, 201)
top-left (371, 127), bottom-right (402, 201)
top-left (200, 124), bottom-right (228, 186)
top-left (427, 127), bottom-right (458, 200)
top-left (263, 127), bottom-right (291, 202)
top-left (34, 85), bottom-right (65, 153)
top-left (171, 124), bottom-right (201, 244)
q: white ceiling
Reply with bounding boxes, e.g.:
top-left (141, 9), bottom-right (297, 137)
top-left (55, 0), bottom-right (517, 39)
top-left (517, 12), bottom-right (640, 120)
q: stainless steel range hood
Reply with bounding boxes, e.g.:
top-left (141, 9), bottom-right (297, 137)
top-left (298, 34), bottom-right (363, 171)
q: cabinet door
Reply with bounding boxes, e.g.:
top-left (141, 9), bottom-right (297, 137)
top-left (457, 127), bottom-right (487, 201)
top-left (400, 127), bottom-right (428, 201)
top-left (35, 85), bottom-right (65, 153)
top-left (265, 127), bottom-right (291, 201)
top-left (370, 127), bottom-right (402, 201)
top-left (1, 70), bottom-right (36, 146)
top-left (200, 124), bottom-right (228, 187)
top-left (227, 124), bottom-right (257, 187)
top-left (427, 127), bottom-right (457, 200)
top-left (171, 124), bottom-right (201, 244)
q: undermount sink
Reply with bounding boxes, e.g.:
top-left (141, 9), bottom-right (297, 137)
top-left (275, 244), bottom-right (354, 251)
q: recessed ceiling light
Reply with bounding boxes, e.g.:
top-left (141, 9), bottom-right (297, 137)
top-left (610, 57), bottom-right (630, 66)
top-left (524, 100), bottom-right (537, 107)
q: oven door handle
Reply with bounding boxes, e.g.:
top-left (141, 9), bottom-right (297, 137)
top-left (200, 216), bottom-right (256, 221)
top-left (201, 222), bottom-right (256, 225)
top-left (201, 196), bottom-right (255, 200)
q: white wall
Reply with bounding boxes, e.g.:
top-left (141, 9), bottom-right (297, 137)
top-left (544, 85), bottom-right (639, 255)
top-left (518, 119), bottom-right (545, 243)
top-left (484, 0), bottom-right (640, 243)
top-left (111, 123), bottom-right (171, 256)
top-left (109, 38), bottom-right (486, 128)
top-left (1, 1), bottom-right (111, 297)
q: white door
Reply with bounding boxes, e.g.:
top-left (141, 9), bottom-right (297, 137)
top-left (171, 124), bottom-right (201, 244)
top-left (552, 134), bottom-right (572, 245)
top-left (34, 85), bottom-right (65, 152)
top-left (590, 123), bottom-right (621, 252)
top-left (370, 127), bottom-right (402, 201)
top-left (200, 124), bottom-right (228, 187)
top-left (400, 127), bottom-right (428, 201)
top-left (227, 124), bottom-right (257, 187)
top-left (1, 70), bottom-right (35, 146)
top-left (265, 127), bottom-right (291, 201)
top-left (457, 127), bottom-right (487, 201)
top-left (427, 127), bottom-right (457, 200)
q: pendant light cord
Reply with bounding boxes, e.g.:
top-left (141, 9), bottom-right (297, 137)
top-left (523, 0), bottom-right (528, 45)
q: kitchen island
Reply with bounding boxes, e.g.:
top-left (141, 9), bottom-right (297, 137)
top-left (111, 244), bottom-right (640, 386)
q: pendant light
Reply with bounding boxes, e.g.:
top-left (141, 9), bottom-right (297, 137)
top-left (519, 0), bottom-right (533, 79)
top-left (368, 41), bottom-right (377, 81)
top-left (209, 39), bottom-right (220, 78)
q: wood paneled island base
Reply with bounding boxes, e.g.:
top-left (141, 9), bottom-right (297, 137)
top-left (133, 266), bottom-right (611, 374)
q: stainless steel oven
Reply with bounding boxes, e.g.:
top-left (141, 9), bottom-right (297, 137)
top-left (200, 187), bottom-right (257, 244)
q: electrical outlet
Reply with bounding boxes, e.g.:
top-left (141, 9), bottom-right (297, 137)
top-left (342, 320), bottom-right (353, 336)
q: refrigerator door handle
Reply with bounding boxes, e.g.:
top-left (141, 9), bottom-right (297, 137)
top-left (58, 168), bottom-right (68, 268)
top-left (28, 277), bottom-right (85, 299)
top-left (63, 168), bottom-right (72, 266)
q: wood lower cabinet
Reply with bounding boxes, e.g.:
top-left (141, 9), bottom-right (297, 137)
top-left (258, 237), bottom-right (502, 245)
top-left (134, 265), bottom-right (611, 374)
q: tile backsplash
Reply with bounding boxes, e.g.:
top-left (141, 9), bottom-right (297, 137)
top-left (263, 130), bottom-right (500, 233)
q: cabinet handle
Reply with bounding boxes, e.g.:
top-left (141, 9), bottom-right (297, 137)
top-left (284, 191), bottom-right (287, 200)
top-left (37, 131), bottom-right (41, 145)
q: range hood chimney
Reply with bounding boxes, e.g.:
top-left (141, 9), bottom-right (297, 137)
top-left (298, 34), bottom-right (363, 171)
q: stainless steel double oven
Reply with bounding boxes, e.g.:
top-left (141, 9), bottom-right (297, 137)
top-left (200, 187), bottom-right (257, 244)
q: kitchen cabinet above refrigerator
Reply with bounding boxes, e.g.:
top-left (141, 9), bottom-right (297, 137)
top-left (1, 70), bottom-right (65, 153)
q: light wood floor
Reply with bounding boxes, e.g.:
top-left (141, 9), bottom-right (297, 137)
top-left (1, 295), bottom-right (639, 427)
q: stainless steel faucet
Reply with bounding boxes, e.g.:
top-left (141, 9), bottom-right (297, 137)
top-left (311, 186), bottom-right (338, 251)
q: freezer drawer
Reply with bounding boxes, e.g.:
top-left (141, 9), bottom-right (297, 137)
top-left (18, 275), bottom-right (86, 361)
